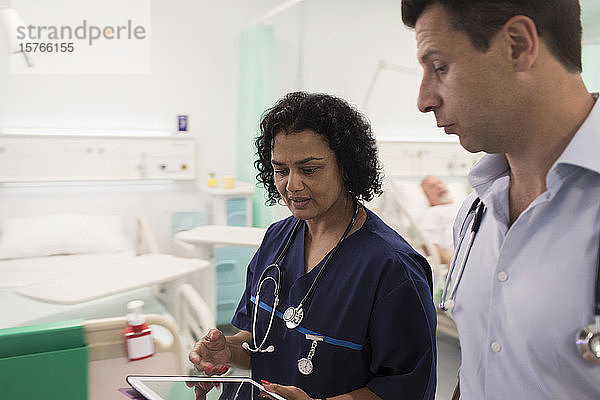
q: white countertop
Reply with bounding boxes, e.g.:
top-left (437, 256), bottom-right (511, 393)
top-left (174, 225), bottom-right (266, 247)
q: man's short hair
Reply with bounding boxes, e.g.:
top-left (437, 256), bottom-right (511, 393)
top-left (401, 0), bottom-right (582, 73)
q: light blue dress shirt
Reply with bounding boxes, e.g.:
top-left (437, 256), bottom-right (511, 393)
top-left (450, 94), bottom-right (600, 399)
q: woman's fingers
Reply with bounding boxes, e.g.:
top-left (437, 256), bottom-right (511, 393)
top-left (189, 329), bottom-right (231, 374)
top-left (262, 382), bottom-right (312, 400)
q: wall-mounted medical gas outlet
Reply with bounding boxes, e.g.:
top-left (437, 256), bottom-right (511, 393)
top-left (0, 134), bottom-right (197, 183)
top-left (376, 138), bottom-right (482, 177)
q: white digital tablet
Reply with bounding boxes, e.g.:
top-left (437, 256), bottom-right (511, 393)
top-left (126, 375), bottom-right (286, 400)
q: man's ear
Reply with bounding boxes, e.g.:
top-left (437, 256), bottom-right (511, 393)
top-left (501, 15), bottom-right (539, 72)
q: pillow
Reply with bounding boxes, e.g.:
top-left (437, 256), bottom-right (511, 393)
top-left (0, 214), bottom-right (134, 259)
top-left (384, 178), bottom-right (471, 221)
top-left (447, 181), bottom-right (471, 205)
top-left (387, 179), bottom-right (430, 221)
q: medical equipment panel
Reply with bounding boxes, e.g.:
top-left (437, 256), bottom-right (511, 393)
top-left (377, 137), bottom-right (482, 177)
top-left (0, 134), bottom-right (197, 182)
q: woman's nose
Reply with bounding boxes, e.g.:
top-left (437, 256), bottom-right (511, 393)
top-left (286, 171), bottom-right (303, 192)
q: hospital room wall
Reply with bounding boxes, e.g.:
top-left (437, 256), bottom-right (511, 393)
top-left (0, 0), bottom-right (286, 246)
top-left (0, 0), bottom-right (285, 185)
top-left (582, 0), bottom-right (600, 91)
top-left (0, 1), bottom-right (599, 237)
top-left (266, 0), bottom-right (444, 140)
top-left (268, 0), bottom-right (600, 139)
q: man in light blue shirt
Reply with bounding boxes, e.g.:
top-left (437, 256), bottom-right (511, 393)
top-left (402, 0), bottom-right (600, 399)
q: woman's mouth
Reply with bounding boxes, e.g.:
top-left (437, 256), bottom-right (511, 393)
top-left (289, 197), bottom-right (310, 209)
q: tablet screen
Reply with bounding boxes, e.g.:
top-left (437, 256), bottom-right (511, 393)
top-left (126, 376), bottom-right (285, 400)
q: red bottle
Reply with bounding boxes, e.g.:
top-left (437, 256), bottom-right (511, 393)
top-left (123, 300), bottom-right (155, 361)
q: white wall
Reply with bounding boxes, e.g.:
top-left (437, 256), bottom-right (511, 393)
top-left (2, 0), bottom-right (599, 170)
top-left (2, 0), bottom-right (599, 241)
top-left (268, 0), bottom-right (600, 139)
top-left (0, 0), bottom-right (284, 180)
top-left (267, 0), bottom-right (443, 139)
top-left (0, 0), bottom-right (286, 243)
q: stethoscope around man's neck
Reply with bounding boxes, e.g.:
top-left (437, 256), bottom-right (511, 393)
top-left (242, 202), bottom-right (360, 354)
top-left (440, 197), bottom-right (600, 365)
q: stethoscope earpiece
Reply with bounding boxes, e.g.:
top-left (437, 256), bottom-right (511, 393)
top-left (242, 341), bottom-right (276, 353)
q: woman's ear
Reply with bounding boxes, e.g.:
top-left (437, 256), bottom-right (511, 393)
top-left (502, 15), bottom-right (539, 72)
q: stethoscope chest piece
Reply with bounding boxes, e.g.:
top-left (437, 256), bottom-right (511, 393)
top-left (576, 323), bottom-right (600, 364)
top-left (440, 298), bottom-right (455, 312)
top-left (283, 306), bottom-right (304, 329)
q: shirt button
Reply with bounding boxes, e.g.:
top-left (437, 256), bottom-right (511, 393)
top-left (491, 341), bottom-right (502, 352)
top-left (497, 271), bottom-right (508, 282)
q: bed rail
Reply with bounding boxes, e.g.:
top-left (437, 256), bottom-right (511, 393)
top-left (177, 282), bottom-right (216, 356)
top-left (85, 314), bottom-right (185, 400)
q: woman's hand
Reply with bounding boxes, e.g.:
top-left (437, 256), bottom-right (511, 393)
top-left (261, 381), bottom-right (314, 400)
top-left (188, 329), bottom-right (231, 375)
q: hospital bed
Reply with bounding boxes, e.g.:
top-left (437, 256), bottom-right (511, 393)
top-left (0, 213), bottom-right (216, 399)
top-left (0, 313), bottom-right (194, 400)
top-left (367, 177), bottom-right (469, 339)
top-left (371, 138), bottom-right (481, 340)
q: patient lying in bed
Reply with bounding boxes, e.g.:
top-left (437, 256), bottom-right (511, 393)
top-left (419, 175), bottom-right (460, 267)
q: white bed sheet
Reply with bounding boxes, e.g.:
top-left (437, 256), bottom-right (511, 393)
top-left (15, 254), bottom-right (206, 304)
top-left (0, 286), bottom-right (167, 329)
top-left (0, 252), bottom-right (207, 330)
top-left (0, 252), bottom-right (136, 288)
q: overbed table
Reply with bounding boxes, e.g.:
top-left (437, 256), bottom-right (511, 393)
top-left (173, 225), bottom-right (266, 320)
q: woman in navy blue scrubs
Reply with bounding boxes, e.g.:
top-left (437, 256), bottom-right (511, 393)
top-left (189, 92), bottom-right (436, 400)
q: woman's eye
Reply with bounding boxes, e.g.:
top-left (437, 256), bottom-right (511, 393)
top-left (274, 169), bottom-right (288, 176)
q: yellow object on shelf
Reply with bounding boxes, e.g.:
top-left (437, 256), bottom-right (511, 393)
top-left (207, 173), bottom-right (218, 188)
top-left (222, 176), bottom-right (236, 189)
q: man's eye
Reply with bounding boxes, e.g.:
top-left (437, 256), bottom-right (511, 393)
top-left (434, 64), bottom-right (448, 74)
top-left (303, 168), bottom-right (317, 175)
top-left (274, 169), bottom-right (288, 176)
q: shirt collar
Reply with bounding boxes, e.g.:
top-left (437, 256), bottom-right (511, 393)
top-left (551, 92), bottom-right (600, 176)
top-left (468, 92), bottom-right (600, 198)
top-left (468, 153), bottom-right (509, 200)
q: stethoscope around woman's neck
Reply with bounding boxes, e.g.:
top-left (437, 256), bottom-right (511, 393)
top-left (242, 202), bottom-right (360, 354)
top-left (440, 197), bottom-right (600, 365)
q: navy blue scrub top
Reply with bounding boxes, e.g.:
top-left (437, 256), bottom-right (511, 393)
top-left (232, 208), bottom-right (436, 399)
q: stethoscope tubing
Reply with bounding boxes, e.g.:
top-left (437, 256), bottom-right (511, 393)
top-left (296, 204), bottom-right (359, 310)
top-left (441, 195), bottom-right (600, 364)
top-left (440, 198), bottom-right (483, 311)
top-left (246, 203), bottom-right (359, 353)
top-left (246, 220), bottom-right (301, 353)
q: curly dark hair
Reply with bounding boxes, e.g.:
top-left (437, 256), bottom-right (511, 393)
top-left (255, 92), bottom-right (383, 206)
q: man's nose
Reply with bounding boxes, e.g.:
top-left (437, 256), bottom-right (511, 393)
top-left (417, 75), bottom-right (441, 114)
